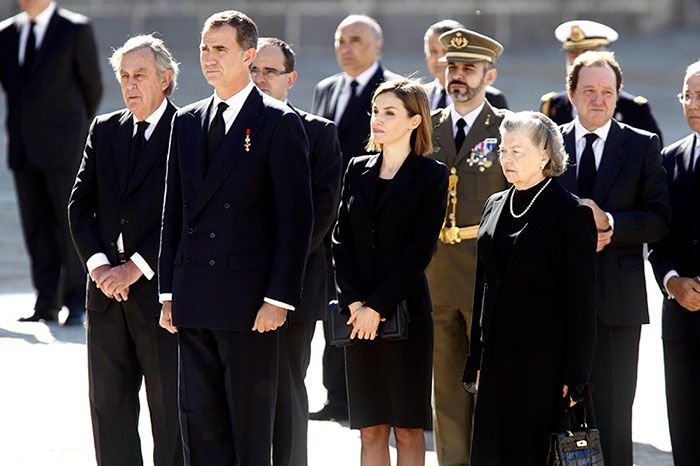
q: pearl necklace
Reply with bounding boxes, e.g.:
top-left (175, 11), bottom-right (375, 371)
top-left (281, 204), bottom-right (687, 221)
top-left (509, 178), bottom-right (552, 219)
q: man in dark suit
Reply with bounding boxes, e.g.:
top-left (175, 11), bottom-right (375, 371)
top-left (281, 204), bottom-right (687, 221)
top-left (423, 19), bottom-right (508, 111)
top-left (558, 51), bottom-right (670, 466)
top-left (251, 37), bottom-right (343, 466)
top-left (68, 35), bottom-right (182, 466)
top-left (158, 11), bottom-right (312, 465)
top-left (0, 0), bottom-right (102, 325)
top-left (426, 28), bottom-right (509, 466)
top-left (648, 60), bottom-right (700, 466)
top-left (539, 19), bottom-right (663, 144)
top-left (309, 14), bottom-right (399, 422)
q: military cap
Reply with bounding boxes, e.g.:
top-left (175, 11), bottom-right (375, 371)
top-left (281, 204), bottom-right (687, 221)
top-left (555, 20), bottom-right (619, 52)
top-left (438, 28), bottom-right (503, 64)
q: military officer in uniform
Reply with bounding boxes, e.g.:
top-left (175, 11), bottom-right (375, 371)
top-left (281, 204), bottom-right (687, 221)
top-left (539, 20), bottom-right (663, 144)
top-left (427, 28), bottom-right (508, 466)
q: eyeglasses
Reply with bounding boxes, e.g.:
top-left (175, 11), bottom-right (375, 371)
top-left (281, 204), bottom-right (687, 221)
top-left (677, 92), bottom-right (700, 105)
top-left (249, 67), bottom-right (290, 78)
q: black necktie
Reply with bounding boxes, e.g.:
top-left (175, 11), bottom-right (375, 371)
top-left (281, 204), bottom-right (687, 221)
top-left (23, 21), bottom-right (36, 76)
top-left (206, 102), bottom-right (228, 170)
top-left (129, 121), bottom-right (149, 179)
top-left (436, 88), bottom-right (448, 109)
top-left (454, 118), bottom-right (467, 153)
top-left (339, 80), bottom-right (359, 124)
top-left (577, 133), bottom-right (598, 198)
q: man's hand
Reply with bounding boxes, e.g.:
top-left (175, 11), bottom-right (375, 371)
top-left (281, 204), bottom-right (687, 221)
top-left (580, 199), bottom-right (611, 231)
top-left (348, 306), bottom-right (381, 340)
top-left (252, 302), bottom-right (288, 333)
top-left (100, 260), bottom-right (143, 299)
top-left (91, 264), bottom-right (113, 298)
top-left (562, 385), bottom-right (578, 407)
top-left (667, 277), bottom-right (700, 311)
top-left (596, 229), bottom-right (613, 252)
top-left (159, 301), bottom-right (178, 334)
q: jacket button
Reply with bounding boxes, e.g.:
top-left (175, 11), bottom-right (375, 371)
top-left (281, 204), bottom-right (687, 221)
top-left (185, 256), bottom-right (192, 263)
top-left (209, 232), bottom-right (216, 239)
top-left (188, 227), bottom-right (194, 234)
top-left (109, 242), bottom-right (115, 247)
top-left (183, 199), bottom-right (189, 206)
top-left (120, 218), bottom-right (128, 225)
top-left (691, 239), bottom-right (698, 246)
top-left (209, 259), bottom-right (216, 266)
top-left (224, 203), bottom-right (231, 209)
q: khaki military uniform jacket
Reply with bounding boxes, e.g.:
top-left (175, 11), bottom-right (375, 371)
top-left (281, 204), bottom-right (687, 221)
top-left (426, 102), bottom-right (508, 309)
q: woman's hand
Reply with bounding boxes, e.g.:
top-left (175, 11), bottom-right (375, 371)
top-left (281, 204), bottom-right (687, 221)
top-left (562, 385), bottom-right (577, 407)
top-left (347, 306), bottom-right (381, 340)
top-left (348, 301), bottom-right (364, 315)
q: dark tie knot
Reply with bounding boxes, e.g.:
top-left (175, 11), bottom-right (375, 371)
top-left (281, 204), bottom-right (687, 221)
top-left (456, 118), bottom-right (467, 130)
top-left (584, 133), bottom-right (598, 145)
top-left (29, 20), bottom-right (36, 29)
top-left (216, 102), bottom-right (229, 115)
top-left (135, 121), bottom-right (149, 137)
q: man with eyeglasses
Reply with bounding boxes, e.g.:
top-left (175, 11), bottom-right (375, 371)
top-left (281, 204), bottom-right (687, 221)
top-left (251, 37), bottom-right (343, 466)
top-left (649, 60), bottom-right (700, 466)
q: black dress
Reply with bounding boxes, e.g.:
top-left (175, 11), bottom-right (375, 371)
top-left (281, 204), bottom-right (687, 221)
top-left (466, 179), bottom-right (598, 466)
top-left (332, 153), bottom-right (448, 430)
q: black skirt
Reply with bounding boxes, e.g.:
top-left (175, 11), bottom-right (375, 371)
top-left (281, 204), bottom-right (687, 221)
top-left (470, 336), bottom-right (565, 466)
top-left (344, 311), bottom-right (433, 429)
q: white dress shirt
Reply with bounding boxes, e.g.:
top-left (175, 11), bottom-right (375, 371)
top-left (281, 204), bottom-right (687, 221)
top-left (17, 1), bottom-right (56, 64)
top-left (450, 101), bottom-right (485, 138)
top-left (333, 61), bottom-right (380, 124)
top-left (663, 133), bottom-right (700, 297)
top-left (430, 79), bottom-right (452, 111)
top-left (86, 98), bottom-right (170, 281)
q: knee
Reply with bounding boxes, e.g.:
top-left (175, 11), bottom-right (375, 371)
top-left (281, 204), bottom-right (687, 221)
top-left (360, 425), bottom-right (390, 447)
top-left (394, 428), bottom-right (423, 450)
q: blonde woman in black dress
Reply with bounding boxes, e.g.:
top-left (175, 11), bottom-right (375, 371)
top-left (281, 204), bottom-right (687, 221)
top-left (332, 78), bottom-right (448, 465)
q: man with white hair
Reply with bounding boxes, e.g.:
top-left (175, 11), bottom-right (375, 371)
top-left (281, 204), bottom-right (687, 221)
top-left (68, 34), bottom-right (182, 466)
top-left (310, 13), bottom-right (399, 422)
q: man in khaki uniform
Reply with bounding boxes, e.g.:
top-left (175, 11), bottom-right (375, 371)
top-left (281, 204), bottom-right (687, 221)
top-left (427, 28), bottom-right (508, 466)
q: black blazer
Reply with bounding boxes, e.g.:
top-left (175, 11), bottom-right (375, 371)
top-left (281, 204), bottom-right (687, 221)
top-left (649, 134), bottom-right (700, 341)
top-left (289, 104), bottom-right (343, 322)
top-left (0, 8), bottom-right (102, 170)
top-left (423, 80), bottom-right (509, 110)
top-left (559, 120), bottom-right (671, 326)
top-left (159, 87), bottom-right (313, 331)
top-left (311, 64), bottom-right (401, 165)
top-left (68, 101), bottom-right (177, 313)
top-left (332, 153), bottom-right (448, 317)
top-left (465, 180), bottom-right (598, 391)
top-left (542, 90), bottom-right (663, 145)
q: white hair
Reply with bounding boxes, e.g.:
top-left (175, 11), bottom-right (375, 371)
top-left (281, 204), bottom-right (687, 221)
top-left (109, 34), bottom-right (179, 96)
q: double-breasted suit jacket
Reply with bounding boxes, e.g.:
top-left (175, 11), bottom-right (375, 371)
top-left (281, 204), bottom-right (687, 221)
top-left (560, 120), bottom-right (670, 326)
top-left (159, 88), bottom-right (313, 331)
top-left (426, 103), bottom-right (508, 309)
top-left (332, 153), bottom-right (448, 317)
top-left (69, 102), bottom-right (177, 313)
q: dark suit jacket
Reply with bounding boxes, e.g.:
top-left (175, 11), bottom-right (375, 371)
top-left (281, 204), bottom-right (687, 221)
top-left (68, 101), bottom-right (177, 313)
top-left (559, 119), bottom-right (671, 326)
top-left (159, 87), bottom-right (313, 331)
top-left (541, 90), bottom-right (663, 145)
top-left (332, 153), bottom-right (448, 317)
top-left (649, 134), bottom-right (700, 341)
top-left (464, 180), bottom-right (598, 391)
top-left (0, 7), bottom-right (102, 170)
top-left (288, 104), bottom-right (342, 323)
top-left (311, 64), bottom-right (400, 165)
top-left (424, 80), bottom-right (509, 110)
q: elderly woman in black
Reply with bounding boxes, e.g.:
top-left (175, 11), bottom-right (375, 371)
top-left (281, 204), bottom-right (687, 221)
top-left (332, 78), bottom-right (448, 465)
top-left (463, 111), bottom-right (597, 465)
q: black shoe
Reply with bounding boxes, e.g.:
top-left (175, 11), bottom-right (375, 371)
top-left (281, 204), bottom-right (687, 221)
top-left (63, 309), bottom-right (86, 326)
top-left (19, 309), bottom-right (59, 323)
top-left (309, 405), bottom-right (348, 422)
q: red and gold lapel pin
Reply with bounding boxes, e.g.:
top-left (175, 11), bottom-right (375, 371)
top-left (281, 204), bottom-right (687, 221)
top-left (244, 129), bottom-right (251, 152)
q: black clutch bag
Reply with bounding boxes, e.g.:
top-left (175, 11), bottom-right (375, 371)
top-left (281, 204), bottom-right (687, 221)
top-left (547, 402), bottom-right (605, 466)
top-left (328, 300), bottom-right (410, 347)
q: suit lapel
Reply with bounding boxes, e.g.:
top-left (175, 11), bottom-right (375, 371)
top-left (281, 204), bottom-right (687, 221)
top-left (9, 19), bottom-right (21, 77)
top-left (453, 103), bottom-right (499, 167)
top-left (591, 121), bottom-right (627, 201)
top-left (477, 189), bottom-right (508, 280)
top-left (377, 154), bottom-right (421, 212)
top-left (192, 88), bottom-right (265, 218)
top-left (432, 109), bottom-right (456, 165)
top-left (112, 111), bottom-right (133, 198)
top-left (560, 123), bottom-right (577, 193)
top-left (124, 101), bottom-right (176, 197)
top-left (358, 154), bottom-right (380, 213)
top-left (327, 76), bottom-right (343, 122)
top-left (680, 134), bottom-right (696, 182)
top-left (28, 9), bottom-right (59, 76)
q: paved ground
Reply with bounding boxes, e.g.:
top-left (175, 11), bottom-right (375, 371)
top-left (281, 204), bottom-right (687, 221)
top-left (1, 23), bottom-right (696, 466)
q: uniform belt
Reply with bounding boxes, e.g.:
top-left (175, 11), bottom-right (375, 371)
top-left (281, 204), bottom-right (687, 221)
top-left (439, 224), bottom-right (479, 244)
top-left (456, 225), bottom-right (479, 240)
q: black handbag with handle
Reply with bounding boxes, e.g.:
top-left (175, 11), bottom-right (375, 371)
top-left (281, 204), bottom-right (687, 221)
top-left (547, 401), bottom-right (605, 466)
top-left (328, 300), bottom-right (410, 347)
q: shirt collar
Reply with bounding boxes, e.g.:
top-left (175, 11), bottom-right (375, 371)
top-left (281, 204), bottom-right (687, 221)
top-left (342, 61), bottom-right (380, 90)
top-left (574, 118), bottom-right (612, 143)
top-left (19, 1), bottom-right (56, 27)
top-left (450, 101), bottom-right (486, 129)
top-left (432, 78), bottom-right (445, 92)
top-left (132, 97), bottom-right (168, 127)
top-left (213, 80), bottom-right (255, 111)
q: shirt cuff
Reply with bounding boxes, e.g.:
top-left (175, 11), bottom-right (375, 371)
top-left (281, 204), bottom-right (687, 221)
top-left (86, 253), bottom-right (110, 277)
top-left (663, 270), bottom-right (679, 299)
top-left (264, 297), bottom-right (295, 311)
top-left (159, 293), bottom-right (173, 303)
top-left (605, 212), bottom-right (615, 231)
top-left (130, 253), bottom-right (154, 280)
